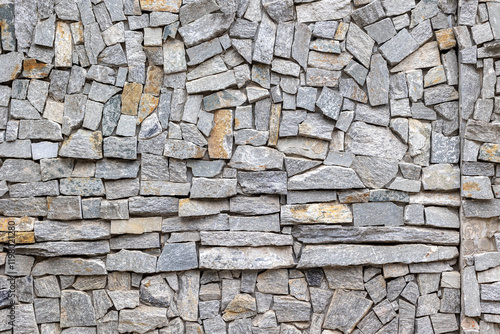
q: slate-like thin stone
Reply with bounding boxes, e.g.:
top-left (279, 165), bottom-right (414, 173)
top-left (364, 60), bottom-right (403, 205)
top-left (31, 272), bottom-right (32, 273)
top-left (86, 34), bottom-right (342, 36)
top-left (366, 54), bottom-right (389, 106)
top-left (298, 244), bottom-right (458, 267)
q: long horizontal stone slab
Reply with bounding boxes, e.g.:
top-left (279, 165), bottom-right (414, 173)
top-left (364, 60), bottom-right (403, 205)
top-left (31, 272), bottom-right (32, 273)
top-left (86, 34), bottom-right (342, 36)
top-left (16, 241), bottom-right (110, 257)
top-left (32, 258), bottom-right (107, 276)
top-left (281, 203), bottom-right (352, 224)
top-left (297, 244), bottom-right (458, 268)
top-left (292, 225), bottom-right (459, 245)
top-left (199, 246), bottom-right (295, 270)
top-left (35, 220), bottom-right (111, 241)
top-left (200, 232), bottom-right (293, 246)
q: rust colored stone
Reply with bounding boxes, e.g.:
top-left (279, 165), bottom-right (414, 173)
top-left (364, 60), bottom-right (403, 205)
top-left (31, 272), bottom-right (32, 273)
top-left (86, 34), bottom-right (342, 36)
top-left (208, 109), bottom-right (234, 159)
top-left (121, 82), bottom-right (143, 115)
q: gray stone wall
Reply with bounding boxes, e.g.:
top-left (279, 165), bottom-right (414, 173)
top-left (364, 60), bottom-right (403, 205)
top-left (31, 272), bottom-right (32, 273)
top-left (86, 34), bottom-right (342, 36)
top-left (0, 0), bottom-right (496, 332)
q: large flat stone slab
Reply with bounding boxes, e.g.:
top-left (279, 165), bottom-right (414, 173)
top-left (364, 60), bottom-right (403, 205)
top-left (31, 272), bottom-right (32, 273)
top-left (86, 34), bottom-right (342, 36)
top-left (292, 225), bottom-right (459, 245)
top-left (297, 244), bottom-right (458, 268)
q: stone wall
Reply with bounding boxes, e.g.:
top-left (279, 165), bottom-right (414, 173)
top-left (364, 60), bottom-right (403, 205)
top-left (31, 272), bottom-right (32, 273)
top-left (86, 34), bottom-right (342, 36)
top-left (0, 0), bottom-right (496, 332)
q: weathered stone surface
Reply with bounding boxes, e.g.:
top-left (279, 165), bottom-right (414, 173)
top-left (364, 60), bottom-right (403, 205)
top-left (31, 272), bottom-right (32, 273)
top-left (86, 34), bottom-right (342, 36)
top-left (157, 242), bottom-right (198, 272)
top-left (422, 164), bottom-right (460, 191)
top-left (118, 306), bottom-right (168, 333)
top-left (323, 289), bottom-right (372, 332)
top-left (346, 122), bottom-right (407, 160)
top-left (391, 42), bottom-right (441, 73)
top-left (229, 145), bottom-right (283, 171)
top-left (200, 231), bottom-right (293, 246)
top-left (346, 23), bottom-right (375, 68)
top-left (107, 250), bottom-right (157, 273)
top-left (281, 202), bottom-right (352, 224)
top-left (199, 246), bottom-right (295, 270)
top-left (287, 165), bottom-right (363, 190)
top-left (277, 137), bottom-right (329, 160)
top-left (296, 0), bottom-right (351, 22)
top-left (238, 171), bottom-right (287, 194)
top-left (292, 225), bottom-right (459, 245)
top-left (353, 202), bottom-right (403, 227)
top-left (0, 52), bottom-right (23, 83)
top-left (59, 130), bottom-right (102, 160)
top-left (465, 120), bottom-right (500, 144)
top-left (32, 258), bottom-right (106, 276)
top-left (208, 109), bottom-right (234, 159)
top-left (298, 244), bottom-right (458, 267)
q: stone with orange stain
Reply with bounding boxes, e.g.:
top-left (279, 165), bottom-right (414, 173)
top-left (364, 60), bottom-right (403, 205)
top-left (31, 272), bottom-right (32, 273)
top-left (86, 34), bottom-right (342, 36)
top-left (391, 42), bottom-right (441, 73)
top-left (0, 216), bottom-right (35, 231)
top-left (22, 58), bottom-right (53, 78)
top-left (0, 52), bottom-right (23, 83)
top-left (462, 176), bottom-right (494, 199)
top-left (268, 103), bottom-right (281, 146)
top-left (208, 109), bottom-right (234, 159)
top-left (308, 50), bottom-right (352, 70)
top-left (55, 21), bottom-right (73, 68)
top-left (121, 82), bottom-right (143, 115)
top-left (137, 94), bottom-right (159, 124)
top-left (70, 22), bottom-right (84, 45)
top-left (281, 202), bottom-right (353, 225)
top-left (479, 143), bottom-right (500, 163)
top-left (111, 217), bottom-right (162, 235)
top-left (435, 28), bottom-right (456, 50)
top-left (144, 66), bottom-right (163, 96)
top-left (222, 294), bottom-right (256, 321)
top-left (0, 231), bottom-right (35, 244)
top-left (140, 0), bottom-right (181, 12)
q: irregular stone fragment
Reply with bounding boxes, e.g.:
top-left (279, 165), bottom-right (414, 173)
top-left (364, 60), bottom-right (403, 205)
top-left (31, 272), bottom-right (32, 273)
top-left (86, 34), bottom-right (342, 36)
top-left (380, 29), bottom-right (419, 65)
top-left (308, 51), bottom-right (352, 70)
top-left (292, 23), bottom-right (311, 70)
top-left (157, 242), bottom-right (198, 272)
top-left (201, 231), bottom-right (292, 247)
top-left (346, 23), bottom-right (374, 68)
top-left (288, 166), bottom-right (364, 190)
top-left (346, 122), bottom-right (407, 160)
top-left (187, 71), bottom-right (237, 94)
top-left (203, 89), bottom-right (246, 112)
top-left (164, 139), bottom-right (206, 160)
top-left (178, 12), bottom-right (234, 48)
top-left (0, 52), bottom-right (23, 83)
top-left (323, 290), bottom-right (372, 332)
top-left (365, 18), bottom-right (396, 44)
top-left (118, 306), bottom-right (168, 333)
top-left (276, 137), bottom-right (329, 160)
top-left (391, 42), bottom-right (441, 73)
top-left (106, 250), bottom-right (157, 273)
top-left (339, 78), bottom-right (368, 103)
top-left (462, 176), bottom-right (494, 199)
top-left (60, 290), bottom-right (96, 328)
top-left (54, 21), bottom-right (72, 67)
top-left (208, 109), bottom-right (234, 159)
top-left (163, 39), bottom-right (187, 74)
top-left (296, 0), bottom-right (352, 22)
top-left (366, 55), bottom-right (389, 106)
top-left (199, 246), bottom-right (294, 270)
top-left (59, 129), bottom-right (103, 160)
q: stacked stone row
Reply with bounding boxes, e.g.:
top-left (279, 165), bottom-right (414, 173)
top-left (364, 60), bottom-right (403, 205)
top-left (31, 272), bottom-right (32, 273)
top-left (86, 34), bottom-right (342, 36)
top-left (456, 0), bottom-right (500, 333)
top-left (0, 0), bottom-right (471, 332)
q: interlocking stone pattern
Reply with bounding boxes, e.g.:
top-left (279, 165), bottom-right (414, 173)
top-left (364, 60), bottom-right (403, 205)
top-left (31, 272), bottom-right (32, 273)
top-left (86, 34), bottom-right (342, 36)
top-left (0, 0), bottom-right (498, 332)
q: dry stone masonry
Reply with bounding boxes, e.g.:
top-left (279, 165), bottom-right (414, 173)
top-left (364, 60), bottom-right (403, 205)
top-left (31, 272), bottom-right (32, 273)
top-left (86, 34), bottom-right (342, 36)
top-left (0, 0), bottom-right (496, 332)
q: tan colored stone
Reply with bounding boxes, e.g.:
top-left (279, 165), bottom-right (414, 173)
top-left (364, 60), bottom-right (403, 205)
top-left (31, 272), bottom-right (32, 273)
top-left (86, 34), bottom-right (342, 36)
top-left (111, 217), bottom-right (162, 234)
top-left (55, 21), bottom-right (73, 67)
top-left (281, 203), bottom-right (353, 225)
top-left (121, 82), bottom-right (143, 115)
top-left (0, 231), bottom-right (35, 244)
top-left (22, 59), bottom-right (52, 79)
top-left (0, 217), bottom-right (36, 231)
top-left (222, 294), bottom-right (256, 321)
top-left (479, 143), bottom-right (500, 163)
top-left (308, 51), bottom-right (352, 71)
top-left (390, 42), bottom-right (441, 73)
top-left (268, 103), bottom-right (281, 146)
top-left (208, 109), bottom-right (234, 159)
top-left (144, 66), bottom-right (163, 96)
top-left (435, 28), bottom-right (456, 50)
top-left (140, 0), bottom-right (182, 12)
top-left (137, 94), bottom-right (159, 124)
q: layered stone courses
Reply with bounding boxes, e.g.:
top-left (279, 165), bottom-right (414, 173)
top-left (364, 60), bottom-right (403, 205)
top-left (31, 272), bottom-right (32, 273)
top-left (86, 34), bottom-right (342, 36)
top-left (0, 0), bottom-right (495, 332)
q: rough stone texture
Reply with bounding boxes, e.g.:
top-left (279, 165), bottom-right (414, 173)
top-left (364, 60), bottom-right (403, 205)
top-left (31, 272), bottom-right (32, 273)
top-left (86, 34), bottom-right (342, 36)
top-left (0, 1), bottom-right (490, 333)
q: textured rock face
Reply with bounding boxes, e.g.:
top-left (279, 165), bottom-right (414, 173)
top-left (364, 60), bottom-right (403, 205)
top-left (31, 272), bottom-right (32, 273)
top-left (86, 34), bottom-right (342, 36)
top-left (0, 0), bottom-right (493, 332)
